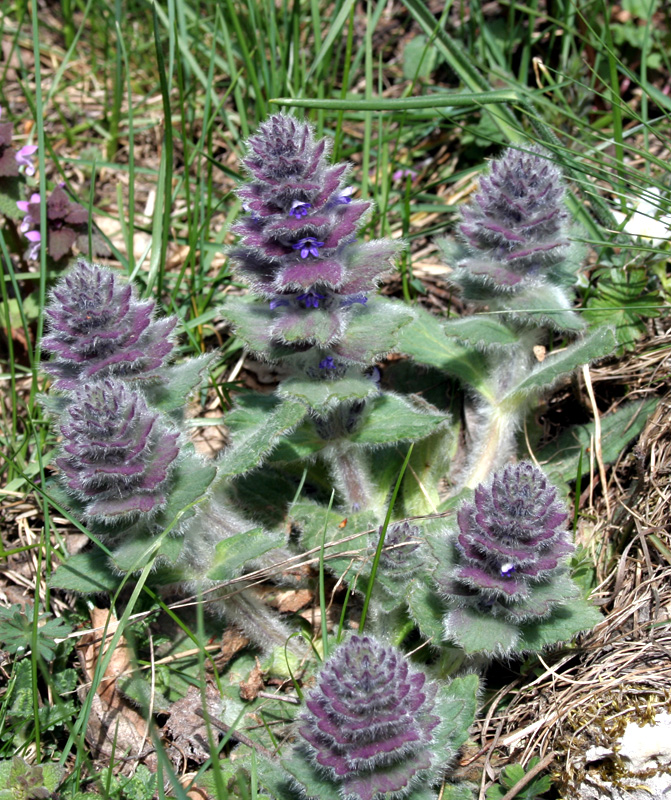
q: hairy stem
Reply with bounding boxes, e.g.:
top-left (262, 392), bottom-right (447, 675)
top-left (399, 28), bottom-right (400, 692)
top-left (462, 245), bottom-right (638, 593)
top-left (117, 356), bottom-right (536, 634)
top-left (460, 330), bottom-right (539, 489)
top-left (462, 406), bottom-right (516, 490)
top-left (324, 443), bottom-right (374, 512)
top-left (219, 585), bottom-right (306, 657)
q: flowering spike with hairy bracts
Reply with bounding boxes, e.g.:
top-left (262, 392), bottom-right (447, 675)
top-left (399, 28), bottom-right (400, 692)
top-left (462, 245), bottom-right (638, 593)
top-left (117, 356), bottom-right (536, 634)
top-left (42, 260), bottom-right (177, 390)
top-left (453, 462), bottom-right (571, 597)
top-left (226, 114), bottom-right (403, 362)
top-left (297, 635), bottom-right (440, 800)
top-left (435, 462), bottom-right (573, 625)
top-left (55, 378), bottom-right (180, 521)
top-left (441, 147), bottom-right (583, 331)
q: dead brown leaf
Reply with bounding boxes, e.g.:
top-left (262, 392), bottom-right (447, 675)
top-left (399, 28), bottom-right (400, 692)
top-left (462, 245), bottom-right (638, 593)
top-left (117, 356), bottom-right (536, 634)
top-left (275, 588), bottom-right (313, 614)
top-left (211, 626), bottom-right (250, 671)
top-left (164, 683), bottom-right (222, 767)
top-left (239, 658), bottom-right (265, 702)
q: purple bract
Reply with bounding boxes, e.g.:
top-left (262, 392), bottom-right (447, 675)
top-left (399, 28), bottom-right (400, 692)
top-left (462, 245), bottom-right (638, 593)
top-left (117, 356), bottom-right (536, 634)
top-left (42, 260), bottom-right (177, 390)
top-left (445, 462), bottom-right (573, 605)
top-left (56, 378), bottom-right (179, 520)
top-left (298, 635), bottom-right (439, 800)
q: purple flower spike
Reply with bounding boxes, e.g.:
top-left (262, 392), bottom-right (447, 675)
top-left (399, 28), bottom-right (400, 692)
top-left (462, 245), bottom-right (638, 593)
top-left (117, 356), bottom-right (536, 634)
top-left (298, 635), bottom-right (440, 800)
top-left (225, 114), bottom-right (403, 361)
top-left (292, 237), bottom-right (324, 258)
top-left (56, 378), bottom-right (179, 521)
top-left (439, 462), bottom-right (573, 610)
top-left (42, 260), bottom-right (177, 390)
top-left (445, 146), bottom-right (580, 323)
top-left (375, 521), bottom-right (423, 576)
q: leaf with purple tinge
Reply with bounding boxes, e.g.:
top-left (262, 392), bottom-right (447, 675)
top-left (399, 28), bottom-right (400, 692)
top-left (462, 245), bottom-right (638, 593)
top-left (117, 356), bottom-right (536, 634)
top-left (48, 228), bottom-right (78, 262)
top-left (270, 306), bottom-right (344, 346)
top-left (322, 201), bottom-right (370, 247)
top-left (333, 299), bottom-right (414, 364)
top-left (340, 240), bottom-right (404, 293)
top-left (265, 212), bottom-right (333, 234)
top-left (313, 163), bottom-right (349, 206)
top-left (275, 258), bottom-right (345, 290)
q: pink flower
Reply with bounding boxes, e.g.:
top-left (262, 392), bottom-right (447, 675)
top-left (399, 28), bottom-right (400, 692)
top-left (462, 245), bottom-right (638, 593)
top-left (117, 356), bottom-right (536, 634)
top-left (25, 230), bottom-right (41, 261)
top-left (16, 145), bottom-right (38, 176)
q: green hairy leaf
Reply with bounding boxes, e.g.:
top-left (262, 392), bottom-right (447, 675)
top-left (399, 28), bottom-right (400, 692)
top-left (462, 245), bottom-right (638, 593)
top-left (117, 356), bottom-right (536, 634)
top-left (501, 326), bottom-right (617, 406)
top-left (206, 527), bottom-right (286, 582)
top-left (218, 399), bottom-right (307, 476)
top-left (398, 307), bottom-right (491, 395)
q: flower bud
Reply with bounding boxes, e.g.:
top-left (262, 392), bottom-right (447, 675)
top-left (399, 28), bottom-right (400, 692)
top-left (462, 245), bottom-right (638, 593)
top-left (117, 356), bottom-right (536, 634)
top-left (56, 378), bottom-right (180, 520)
top-left (42, 260), bottom-right (176, 390)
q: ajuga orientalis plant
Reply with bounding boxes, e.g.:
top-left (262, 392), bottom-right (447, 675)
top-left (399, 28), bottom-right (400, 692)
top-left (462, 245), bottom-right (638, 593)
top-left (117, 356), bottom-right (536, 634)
top-left (275, 635), bottom-right (478, 800)
top-left (221, 113), bottom-right (450, 515)
top-left (430, 462), bottom-right (587, 656)
top-left (38, 119), bottom-right (647, 800)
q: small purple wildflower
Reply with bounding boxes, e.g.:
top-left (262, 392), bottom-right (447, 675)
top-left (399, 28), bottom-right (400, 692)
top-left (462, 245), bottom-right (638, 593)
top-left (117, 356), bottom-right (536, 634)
top-left (334, 186), bottom-right (354, 205)
top-left (269, 297), bottom-right (290, 310)
top-left (318, 356), bottom-right (336, 370)
top-left (292, 237), bottom-right (324, 258)
top-left (340, 294), bottom-right (368, 308)
top-left (25, 230), bottom-right (41, 261)
top-left (392, 168), bottom-right (418, 183)
top-left (18, 185), bottom-right (90, 262)
top-left (289, 199), bottom-right (311, 218)
top-left (297, 291), bottom-right (326, 308)
top-left (17, 193), bottom-right (41, 232)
